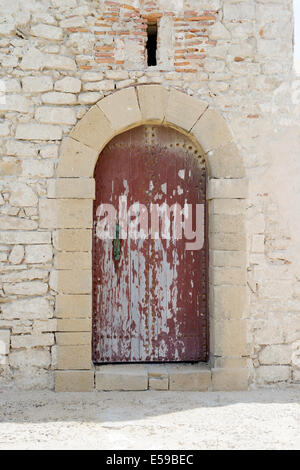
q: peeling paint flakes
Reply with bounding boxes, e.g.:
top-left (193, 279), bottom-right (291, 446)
top-left (93, 125), bottom-right (207, 363)
top-left (161, 183), bottom-right (167, 194)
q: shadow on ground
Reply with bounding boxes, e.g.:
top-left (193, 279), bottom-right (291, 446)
top-left (0, 388), bottom-right (299, 424)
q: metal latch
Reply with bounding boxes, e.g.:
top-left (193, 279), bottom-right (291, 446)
top-left (113, 222), bottom-right (121, 261)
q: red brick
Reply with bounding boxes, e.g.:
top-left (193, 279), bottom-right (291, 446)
top-left (95, 58), bottom-right (115, 63)
top-left (175, 68), bottom-right (198, 73)
top-left (174, 61), bottom-right (190, 66)
top-left (67, 27), bottom-right (89, 33)
top-left (95, 46), bottom-right (114, 51)
top-left (122, 4), bottom-right (139, 11)
top-left (184, 16), bottom-right (216, 21)
top-left (105, 1), bottom-right (121, 6)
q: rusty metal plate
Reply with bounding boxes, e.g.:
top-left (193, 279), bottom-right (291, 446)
top-left (92, 125), bottom-right (208, 363)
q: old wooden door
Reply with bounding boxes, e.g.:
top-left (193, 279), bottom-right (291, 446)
top-left (92, 126), bottom-right (208, 363)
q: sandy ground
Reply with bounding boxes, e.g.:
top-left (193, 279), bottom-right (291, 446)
top-left (0, 388), bottom-right (299, 450)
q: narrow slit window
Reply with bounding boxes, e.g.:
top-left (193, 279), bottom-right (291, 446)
top-left (146, 21), bottom-right (157, 66)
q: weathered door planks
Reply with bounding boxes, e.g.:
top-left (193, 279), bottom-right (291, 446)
top-left (92, 126), bottom-right (208, 363)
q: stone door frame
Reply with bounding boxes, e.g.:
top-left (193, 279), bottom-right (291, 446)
top-left (46, 85), bottom-right (249, 391)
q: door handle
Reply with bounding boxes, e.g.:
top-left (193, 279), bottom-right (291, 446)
top-left (113, 222), bottom-right (121, 261)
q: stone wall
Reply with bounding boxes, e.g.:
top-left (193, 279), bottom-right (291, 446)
top-left (0, 0), bottom-right (299, 390)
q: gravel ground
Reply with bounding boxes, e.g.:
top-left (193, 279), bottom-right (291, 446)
top-left (0, 388), bottom-right (299, 450)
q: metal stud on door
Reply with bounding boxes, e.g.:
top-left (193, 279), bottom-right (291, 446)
top-left (92, 126), bottom-right (208, 363)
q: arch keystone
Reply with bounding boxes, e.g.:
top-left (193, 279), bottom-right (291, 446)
top-left (137, 85), bottom-right (169, 123)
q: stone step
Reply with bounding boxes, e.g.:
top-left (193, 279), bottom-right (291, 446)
top-left (95, 363), bottom-right (211, 391)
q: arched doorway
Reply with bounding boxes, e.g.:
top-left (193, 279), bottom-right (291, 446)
top-left (92, 125), bottom-right (208, 364)
top-left (54, 85), bottom-right (248, 391)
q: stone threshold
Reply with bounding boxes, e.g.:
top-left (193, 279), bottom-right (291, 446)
top-left (95, 362), bottom-right (211, 391)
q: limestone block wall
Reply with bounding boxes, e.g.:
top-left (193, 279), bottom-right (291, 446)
top-left (0, 0), bottom-right (299, 390)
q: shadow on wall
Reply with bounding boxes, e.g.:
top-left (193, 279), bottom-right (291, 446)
top-left (0, 388), bottom-right (299, 424)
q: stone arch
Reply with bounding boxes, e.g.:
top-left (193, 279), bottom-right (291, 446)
top-left (51, 85), bottom-right (249, 392)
